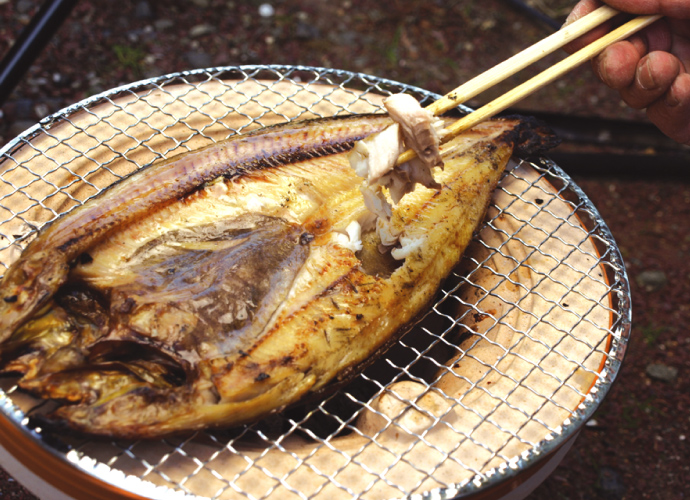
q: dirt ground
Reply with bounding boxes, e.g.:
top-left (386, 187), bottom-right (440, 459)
top-left (0, 1), bottom-right (688, 499)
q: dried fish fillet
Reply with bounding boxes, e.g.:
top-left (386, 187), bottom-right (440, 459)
top-left (0, 113), bottom-right (554, 438)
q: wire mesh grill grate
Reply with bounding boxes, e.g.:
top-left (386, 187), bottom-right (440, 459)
top-left (0, 66), bottom-right (630, 500)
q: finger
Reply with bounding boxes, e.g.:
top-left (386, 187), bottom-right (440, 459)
top-left (639, 17), bottom-right (673, 52)
top-left (668, 27), bottom-right (690, 69)
top-left (563, 0), bottom-right (603, 26)
top-left (565, 3), bottom-right (685, 55)
top-left (564, 0), bottom-right (616, 53)
top-left (647, 72), bottom-right (690, 144)
top-left (602, 0), bottom-right (690, 18)
top-left (592, 40), bottom-right (644, 88)
top-left (619, 51), bottom-right (682, 108)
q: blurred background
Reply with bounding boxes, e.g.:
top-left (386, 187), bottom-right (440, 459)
top-left (0, 1), bottom-right (688, 499)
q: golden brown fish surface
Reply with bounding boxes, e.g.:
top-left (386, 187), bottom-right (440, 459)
top-left (0, 113), bottom-right (553, 438)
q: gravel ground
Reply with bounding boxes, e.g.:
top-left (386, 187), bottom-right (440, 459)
top-left (0, 1), bottom-right (688, 499)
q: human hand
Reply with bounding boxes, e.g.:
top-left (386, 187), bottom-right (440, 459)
top-left (565, 0), bottom-right (690, 145)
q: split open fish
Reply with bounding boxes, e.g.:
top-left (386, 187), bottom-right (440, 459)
top-left (0, 112), bottom-right (554, 438)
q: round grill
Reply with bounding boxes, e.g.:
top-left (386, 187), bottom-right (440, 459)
top-left (0, 66), bottom-right (631, 500)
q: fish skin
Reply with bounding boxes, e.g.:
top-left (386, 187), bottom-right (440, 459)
top-left (0, 114), bottom-right (549, 438)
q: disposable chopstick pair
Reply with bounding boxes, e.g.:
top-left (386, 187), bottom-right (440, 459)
top-left (396, 6), bottom-right (662, 164)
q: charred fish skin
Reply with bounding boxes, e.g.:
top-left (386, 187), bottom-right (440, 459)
top-left (0, 114), bottom-right (554, 438)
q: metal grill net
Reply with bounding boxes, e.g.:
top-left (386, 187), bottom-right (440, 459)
top-left (0, 66), bottom-right (630, 500)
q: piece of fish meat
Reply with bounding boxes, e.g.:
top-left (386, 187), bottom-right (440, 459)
top-left (349, 95), bottom-right (445, 198)
top-left (0, 113), bottom-right (553, 438)
top-left (349, 94), bottom-right (446, 252)
top-left (384, 93), bottom-right (444, 170)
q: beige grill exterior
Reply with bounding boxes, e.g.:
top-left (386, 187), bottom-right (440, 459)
top-left (0, 67), bottom-right (630, 500)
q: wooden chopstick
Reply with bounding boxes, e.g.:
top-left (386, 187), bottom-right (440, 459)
top-left (426, 5), bottom-right (620, 117)
top-left (396, 9), bottom-right (662, 165)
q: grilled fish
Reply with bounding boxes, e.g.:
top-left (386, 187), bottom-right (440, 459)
top-left (0, 113), bottom-right (553, 438)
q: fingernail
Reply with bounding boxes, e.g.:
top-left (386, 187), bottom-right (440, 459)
top-left (597, 51), bottom-right (611, 86)
top-left (563, 1), bottom-right (588, 27)
top-left (665, 84), bottom-right (681, 107)
top-left (636, 56), bottom-right (657, 91)
top-left (563, 10), bottom-right (579, 27)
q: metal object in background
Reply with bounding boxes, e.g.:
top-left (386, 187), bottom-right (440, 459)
top-left (0, 66), bottom-right (631, 500)
top-left (502, 0), bottom-right (562, 31)
top-left (0, 0), bottom-right (79, 107)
